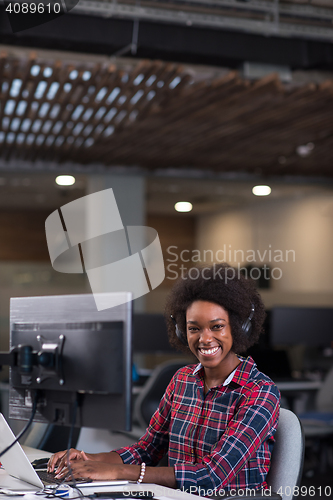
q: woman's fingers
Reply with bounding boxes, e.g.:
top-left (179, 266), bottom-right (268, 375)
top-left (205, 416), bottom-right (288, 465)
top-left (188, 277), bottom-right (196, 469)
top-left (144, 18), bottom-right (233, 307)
top-left (47, 451), bottom-right (66, 472)
top-left (54, 460), bottom-right (119, 481)
top-left (55, 462), bottom-right (88, 480)
top-left (48, 448), bottom-right (84, 473)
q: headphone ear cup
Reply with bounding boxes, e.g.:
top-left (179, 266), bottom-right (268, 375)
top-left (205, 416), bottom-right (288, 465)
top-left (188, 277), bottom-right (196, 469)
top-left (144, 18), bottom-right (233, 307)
top-left (241, 318), bottom-right (252, 336)
top-left (171, 315), bottom-right (188, 346)
top-left (176, 324), bottom-right (188, 346)
top-left (241, 304), bottom-right (255, 337)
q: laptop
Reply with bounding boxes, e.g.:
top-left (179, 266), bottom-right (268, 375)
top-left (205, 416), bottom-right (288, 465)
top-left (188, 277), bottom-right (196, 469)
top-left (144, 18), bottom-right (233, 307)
top-left (0, 413), bottom-right (130, 492)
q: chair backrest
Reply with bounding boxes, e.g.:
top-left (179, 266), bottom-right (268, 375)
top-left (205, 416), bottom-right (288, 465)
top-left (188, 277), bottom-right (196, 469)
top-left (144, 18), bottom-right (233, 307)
top-left (316, 365), bottom-right (333, 412)
top-left (267, 408), bottom-right (304, 500)
top-left (134, 360), bottom-right (188, 429)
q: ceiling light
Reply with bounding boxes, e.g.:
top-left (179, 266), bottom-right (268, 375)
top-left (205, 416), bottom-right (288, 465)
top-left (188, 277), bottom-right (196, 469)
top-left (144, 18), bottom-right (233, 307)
top-left (252, 185), bottom-right (271, 196)
top-left (55, 175), bottom-right (76, 186)
top-left (174, 201), bottom-right (193, 212)
top-left (296, 142), bottom-right (314, 158)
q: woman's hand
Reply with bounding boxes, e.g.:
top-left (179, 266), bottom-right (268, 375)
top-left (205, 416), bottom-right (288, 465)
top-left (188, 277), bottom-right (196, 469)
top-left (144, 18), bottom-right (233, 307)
top-left (48, 450), bottom-right (123, 474)
top-left (54, 460), bottom-right (177, 488)
top-left (47, 448), bottom-right (98, 473)
top-left (55, 461), bottom-right (130, 481)
top-left (48, 449), bottom-right (83, 473)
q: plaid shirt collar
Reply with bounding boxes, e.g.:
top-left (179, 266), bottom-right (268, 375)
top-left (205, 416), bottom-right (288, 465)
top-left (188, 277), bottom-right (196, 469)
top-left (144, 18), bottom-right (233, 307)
top-left (192, 355), bottom-right (256, 388)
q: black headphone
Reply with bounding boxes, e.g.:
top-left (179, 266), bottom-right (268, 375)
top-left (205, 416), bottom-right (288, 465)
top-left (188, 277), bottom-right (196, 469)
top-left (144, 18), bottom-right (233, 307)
top-left (171, 315), bottom-right (185, 344)
top-left (171, 303), bottom-right (255, 346)
top-left (242, 303), bottom-right (255, 336)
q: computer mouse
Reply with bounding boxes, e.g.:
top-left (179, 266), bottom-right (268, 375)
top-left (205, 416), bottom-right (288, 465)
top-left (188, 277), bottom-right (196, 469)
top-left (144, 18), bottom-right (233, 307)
top-left (31, 457), bottom-right (50, 469)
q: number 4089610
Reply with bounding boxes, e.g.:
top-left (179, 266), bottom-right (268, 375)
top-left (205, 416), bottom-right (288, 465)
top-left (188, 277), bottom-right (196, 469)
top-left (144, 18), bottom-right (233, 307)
top-left (6, 3), bottom-right (62, 14)
top-left (277, 486), bottom-right (332, 497)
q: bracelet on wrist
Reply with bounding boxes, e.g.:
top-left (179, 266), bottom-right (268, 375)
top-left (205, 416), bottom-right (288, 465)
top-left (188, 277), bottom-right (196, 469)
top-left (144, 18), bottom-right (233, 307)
top-left (137, 462), bottom-right (146, 484)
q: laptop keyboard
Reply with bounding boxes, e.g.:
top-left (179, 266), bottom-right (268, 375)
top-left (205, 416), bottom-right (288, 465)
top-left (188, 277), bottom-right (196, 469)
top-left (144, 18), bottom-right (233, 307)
top-left (36, 470), bottom-right (65, 485)
top-left (36, 470), bottom-right (93, 486)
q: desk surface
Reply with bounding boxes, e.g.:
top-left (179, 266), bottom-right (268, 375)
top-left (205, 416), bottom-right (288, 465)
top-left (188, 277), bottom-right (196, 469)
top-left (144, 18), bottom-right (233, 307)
top-left (275, 380), bottom-right (322, 391)
top-left (23, 446), bottom-right (52, 461)
top-left (0, 448), bottom-right (197, 500)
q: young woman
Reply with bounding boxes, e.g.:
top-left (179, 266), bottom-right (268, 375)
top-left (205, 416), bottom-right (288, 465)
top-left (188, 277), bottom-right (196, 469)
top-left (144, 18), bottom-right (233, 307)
top-left (48, 263), bottom-right (280, 495)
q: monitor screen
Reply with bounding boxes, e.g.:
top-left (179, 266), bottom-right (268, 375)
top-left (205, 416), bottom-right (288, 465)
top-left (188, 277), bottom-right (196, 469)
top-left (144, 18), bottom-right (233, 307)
top-left (132, 313), bottom-right (175, 353)
top-left (270, 306), bottom-right (333, 348)
top-left (9, 293), bottom-right (132, 431)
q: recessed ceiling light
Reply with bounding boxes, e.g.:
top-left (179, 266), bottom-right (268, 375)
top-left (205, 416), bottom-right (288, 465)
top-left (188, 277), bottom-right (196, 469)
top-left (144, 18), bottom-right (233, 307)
top-left (296, 142), bottom-right (314, 157)
top-left (252, 185), bottom-right (271, 196)
top-left (174, 201), bottom-right (193, 212)
top-left (55, 175), bottom-right (76, 186)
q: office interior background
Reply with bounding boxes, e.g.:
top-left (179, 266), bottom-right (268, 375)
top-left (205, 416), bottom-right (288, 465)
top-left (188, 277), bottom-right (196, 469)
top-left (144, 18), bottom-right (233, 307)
top-left (0, 0), bottom-right (333, 492)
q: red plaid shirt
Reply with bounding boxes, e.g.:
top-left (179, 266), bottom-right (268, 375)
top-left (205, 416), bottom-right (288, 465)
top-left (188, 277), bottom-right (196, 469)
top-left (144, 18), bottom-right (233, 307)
top-left (116, 356), bottom-right (280, 494)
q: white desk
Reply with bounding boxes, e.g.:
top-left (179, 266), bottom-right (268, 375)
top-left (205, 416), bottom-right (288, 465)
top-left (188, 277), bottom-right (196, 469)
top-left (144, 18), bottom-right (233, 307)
top-left (276, 379), bottom-right (323, 414)
top-left (275, 380), bottom-right (322, 392)
top-left (0, 448), bottom-right (197, 500)
top-left (22, 446), bottom-right (52, 461)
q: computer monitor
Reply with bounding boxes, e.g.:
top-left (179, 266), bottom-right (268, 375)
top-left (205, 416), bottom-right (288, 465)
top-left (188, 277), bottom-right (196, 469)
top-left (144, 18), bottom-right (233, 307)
top-left (271, 306), bottom-right (333, 348)
top-left (132, 313), bottom-right (176, 353)
top-left (9, 293), bottom-right (132, 431)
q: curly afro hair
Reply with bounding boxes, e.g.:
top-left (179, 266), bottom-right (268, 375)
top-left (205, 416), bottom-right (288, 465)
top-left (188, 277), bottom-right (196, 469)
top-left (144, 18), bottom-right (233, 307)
top-left (164, 263), bottom-right (266, 354)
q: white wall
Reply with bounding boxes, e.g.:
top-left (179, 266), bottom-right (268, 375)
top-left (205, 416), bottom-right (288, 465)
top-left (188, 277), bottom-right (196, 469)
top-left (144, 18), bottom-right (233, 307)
top-left (196, 193), bottom-right (333, 308)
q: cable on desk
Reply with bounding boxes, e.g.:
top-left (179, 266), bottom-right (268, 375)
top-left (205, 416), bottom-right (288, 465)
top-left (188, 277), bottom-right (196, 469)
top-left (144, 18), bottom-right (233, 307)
top-left (47, 394), bottom-right (84, 499)
top-left (0, 391), bottom-right (40, 459)
top-left (65, 394), bottom-right (80, 492)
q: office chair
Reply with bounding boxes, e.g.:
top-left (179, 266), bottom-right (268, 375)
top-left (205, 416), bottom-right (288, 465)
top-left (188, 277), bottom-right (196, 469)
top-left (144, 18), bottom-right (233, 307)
top-left (298, 365), bottom-right (333, 474)
top-left (134, 360), bottom-right (189, 429)
top-left (266, 408), bottom-right (305, 500)
top-left (211, 408), bottom-right (304, 500)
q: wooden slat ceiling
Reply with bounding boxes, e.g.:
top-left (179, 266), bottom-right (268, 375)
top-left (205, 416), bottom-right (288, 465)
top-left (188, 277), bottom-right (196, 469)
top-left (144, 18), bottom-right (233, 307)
top-left (0, 51), bottom-right (333, 177)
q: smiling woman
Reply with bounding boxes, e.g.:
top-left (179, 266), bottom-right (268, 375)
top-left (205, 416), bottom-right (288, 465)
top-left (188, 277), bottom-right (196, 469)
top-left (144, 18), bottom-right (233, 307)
top-left (48, 263), bottom-right (280, 496)
top-left (185, 300), bottom-right (238, 392)
top-left (166, 263), bottom-right (266, 354)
